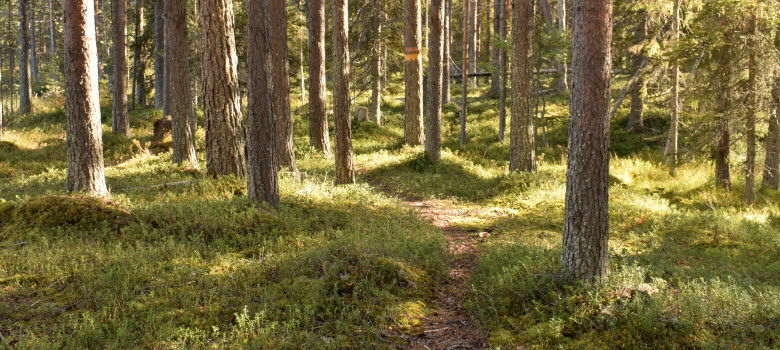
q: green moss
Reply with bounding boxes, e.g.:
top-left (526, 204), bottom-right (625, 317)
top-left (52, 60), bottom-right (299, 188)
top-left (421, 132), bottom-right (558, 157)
top-left (1, 195), bottom-right (132, 234)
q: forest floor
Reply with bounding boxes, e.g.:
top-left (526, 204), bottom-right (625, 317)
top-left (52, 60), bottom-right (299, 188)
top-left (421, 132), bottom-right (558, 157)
top-left (1, 79), bottom-right (779, 349)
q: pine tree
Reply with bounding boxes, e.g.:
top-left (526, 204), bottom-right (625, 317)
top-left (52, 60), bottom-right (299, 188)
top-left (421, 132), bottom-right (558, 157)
top-left (111, 0), bottom-right (129, 136)
top-left (270, 0), bottom-right (297, 171)
top-left (509, 0), bottom-right (535, 172)
top-left (404, 0), bottom-right (424, 145)
top-left (333, 0), bottom-right (355, 184)
top-left (307, 0), bottom-right (331, 156)
top-left (425, 0), bottom-right (443, 162)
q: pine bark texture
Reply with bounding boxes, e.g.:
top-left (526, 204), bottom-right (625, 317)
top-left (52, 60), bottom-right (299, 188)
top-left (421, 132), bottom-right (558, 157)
top-left (63, 0), bottom-right (108, 197)
top-left (246, 0), bottom-right (279, 206)
top-left (404, 0), bottom-right (424, 146)
top-left (496, 0), bottom-right (506, 141)
top-left (460, 0), bottom-right (468, 146)
top-left (442, 0), bottom-right (451, 104)
top-left (111, 0), bottom-right (129, 136)
top-left (19, 0), bottom-right (33, 114)
top-left (333, 0), bottom-right (355, 184)
top-left (164, 0), bottom-right (198, 166)
top-left (307, 0), bottom-right (331, 156)
top-left (665, 0), bottom-right (680, 170)
top-left (154, 0), bottom-right (164, 109)
top-left (509, 0), bottom-right (535, 172)
top-left (744, 12), bottom-right (758, 204)
top-left (715, 58), bottom-right (732, 188)
top-left (488, 0), bottom-right (503, 96)
top-left (762, 27), bottom-right (780, 190)
top-left (270, 0), bottom-right (297, 171)
top-left (468, 0), bottom-right (477, 86)
top-left (561, 0), bottom-right (613, 281)
top-left (425, 0), bottom-right (443, 162)
top-left (201, 0), bottom-right (246, 177)
top-left (370, 10), bottom-right (383, 125)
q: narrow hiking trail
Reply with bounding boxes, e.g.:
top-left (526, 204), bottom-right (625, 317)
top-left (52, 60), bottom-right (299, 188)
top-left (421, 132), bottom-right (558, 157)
top-left (403, 198), bottom-right (488, 350)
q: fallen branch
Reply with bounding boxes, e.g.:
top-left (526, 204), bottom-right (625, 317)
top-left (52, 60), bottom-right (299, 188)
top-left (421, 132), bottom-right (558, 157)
top-left (609, 57), bottom-right (652, 119)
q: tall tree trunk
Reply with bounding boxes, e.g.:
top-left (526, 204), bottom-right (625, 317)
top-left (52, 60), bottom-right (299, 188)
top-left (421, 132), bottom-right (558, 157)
top-left (468, 0), bottom-right (477, 86)
top-left (665, 0), bottom-right (680, 173)
top-left (165, 0), bottom-right (198, 166)
top-left (153, 0), bottom-right (164, 109)
top-left (404, 0), bottom-right (424, 145)
top-left (64, 0), bottom-right (108, 197)
top-left (30, 5), bottom-right (39, 82)
top-left (714, 54), bottom-right (732, 188)
top-left (488, 0), bottom-right (503, 96)
top-left (762, 27), bottom-right (780, 190)
top-left (625, 15), bottom-right (646, 132)
top-left (369, 7), bottom-right (383, 125)
top-left (425, 0), bottom-right (443, 161)
top-left (332, 0), bottom-right (355, 184)
top-left (509, 0), bottom-right (535, 172)
top-left (201, 0), bottom-right (245, 176)
top-left (307, 0), bottom-right (331, 156)
top-left (442, 0), bottom-right (451, 104)
top-left (744, 10), bottom-right (758, 204)
top-left (459, 0), bottom-right (468, 146)
top-left (270, 0), bottom-right (297, 171)
top-left (299, 36), bottom-right (306, 104)
top-left (555, 0), bottom-right (568, 91)
top-left (131, 3), bottom-right (145, 109)
top-left (496, 0), bottom-right (506, 141)
top-left (19, 0), bottom-right (33, 114)
top-left (561, 0), bottom-right (613, 281)
top-left (111, 0), bottom-right (128, 136)
top-left (246, 0), bottom-right (279, 206)
top-left (0, 63), bottom-right (3, 140)
top-left (49, 0), bottom-right (56, 54)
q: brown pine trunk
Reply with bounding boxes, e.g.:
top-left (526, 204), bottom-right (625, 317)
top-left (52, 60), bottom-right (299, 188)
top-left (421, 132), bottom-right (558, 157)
top-left (404, 0), bottom-right (424, 145)
top-left (111, 0), bottom-right (129, 136)
top-left (201, 0), bottom-right (245, 177)
top-left (665, 0), bottom-right (680, 173)
top-left (744, 11), bottom-right (758, 204)
top-left (154, 0), bottom-right (164, 109)
top-left (307, 0), bottom-right (331, 156)
top-left (19, 0), bottom-right (33, 114)
top-left (370, 7), bottom-right (383, 125)
top-left (715, 56), bottom-right (732, 188)
top-left (555, 0), bottom-right (568, 91)
top-left (64, 0), bottom-right (108, 197)
top-left (165, 0), bottom-right (198, 166)
top-left (246, 0), bottom-right (279, 206)
top-left (459, 0), bottom-right (468, 146)
top-left (509, 0), bottom-right (535, 172)
top-left (425, 0), bottom-right (443, 162)
top-left (468, 0), bottom-right (477, 86)
top-left (762, 26), bottom-right (780, 190)
top-left (442, 0), bottom-right (451, 104)
top-left (332, 0), bottom-right (355, 184)
top-left (561, 0), bottom-right (613, 281)
top-left (488, 0), bottom-right (503, 97)
top-left (270, 0), bottom-right (297, 171)
top-left (496, 0), bottom-right (506, 141)
top-left (49, 0), bottom-right (56, 54)
top-left (131, 4), bottom-right (145, 109)
top-left (30, 5), bottom-right (39, 82)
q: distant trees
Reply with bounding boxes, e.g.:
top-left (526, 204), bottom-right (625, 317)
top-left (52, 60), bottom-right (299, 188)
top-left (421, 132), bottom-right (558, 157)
top-left (744, 10), bottom-right (758, 204)
top-left (201, 0), bottom-right (245, 177)
top-left (63, 0), bottom-right (108, 197)
top-left (19, 0), bottom-right (33, 114)
top-left (333, 0), bottom-right (354, 184)
top-left (111, 0), bottom-right (129, 136)
top-left (509, 0), bottom-right (535, 172)
top-left (307, 0), bottom-right (331, 157)
top-left (561, 0), bottom-right (613, 280)
top-left (425, 0), bottom-right (443, 162)
top-left (153, 0), bottom-right (164, 109)
top-left (164, 0), bottom-right (198, 166)
top-left (404, 0), bottom-right (424, 146)
top-left (246, 0), bottom-right (278, 206)
top-left (761, 25), bottom-right (780, 190)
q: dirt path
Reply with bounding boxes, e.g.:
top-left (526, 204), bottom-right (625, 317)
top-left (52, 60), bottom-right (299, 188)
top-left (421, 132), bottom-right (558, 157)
top-left (403, 198), bottom-right (487, 350)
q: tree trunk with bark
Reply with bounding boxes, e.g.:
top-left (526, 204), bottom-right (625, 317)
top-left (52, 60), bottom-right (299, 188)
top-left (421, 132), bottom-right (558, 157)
top-left (744, 11), bottom-right (758, 204)
top-left (404, 0), bottom-right (424, 145)
top-left (30, 5), bottom-right (39, 82)
top-left (270, 0), bottom-right (297, 171)
top-left (665, 0), bottom-right (680, 173)
top-left (715, 53), bottom-right (732, 188)
top-left (19, 0), bottom-right (33, 114)
top-left (165, 0), bottom-right (198, 166)
top-left (370, 7), bottom-right (383, 125)
top-left (246, 0), bottom-right (279, 206)
top-left (154, 0), bottom-right (164, 109)
top-left (509, 0), bottom-right (535, 172)
top-left (131, 4), bottom-right (145, 109)
top-left (307, 0), bottom-right (331, 156)
top-left (762, 27), bottom-right (780, 190)
top-left (561, 0), bottom-right (613, 281)
top-left (459, 0), bottom-right (468, 146)
top-left (201, 0), bottom-right (245, 177)
top-left (111, 0), bottom-right (128, 136)
top-left (0, 64), bottom-right (3, 140)
top-left (442, 0), bottom-right (451, 104)
top-left (63, 0), bottom-right (108, 197)
top-left (488, 0), bottom-right (504, 97)
top-left (468, 0), bottom-right (477, 86)
top-left (425, 0), bottom-right (443, 162)
top-left (497, 0), bottom-right (506, 141)
top-left (49, 0), bottom-right (56, 54)
top-left (555, 0), bottom-right (568, 91)
top-left (332, 0), bottom-right (355, 184)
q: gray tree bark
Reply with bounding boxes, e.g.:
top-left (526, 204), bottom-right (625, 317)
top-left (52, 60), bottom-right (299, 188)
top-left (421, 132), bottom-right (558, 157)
top-left (111, 0), bottom-right (129, 136)
top-left (64, 0), bottom-right (108, 197)
top-left (201, 0), bottom-right (245, 177)
top-left (270, 0), bottom-right (297, 171)
top-left (333, 0), bottom-right (355, 184)
top-left (19, 0), bottom-right (33, 114)
top-left (165, 0), bottom-right (198, 166)
top-left (307, 0), bottom-right (331, 156)
top-left (153, 0), bottom-right (164, 109)
top-left (246, 0), bottom-right (279, 206)
top-left (509, 0), bottom-right (535, 172)
top-left (404, 0), bottom-right (424, 145)
top-left (761, 27), bottom-right (780, 190)
top-left (425, 0), bottom-right (443, 162)
top-left (561, 0), bottom-right (613, 281)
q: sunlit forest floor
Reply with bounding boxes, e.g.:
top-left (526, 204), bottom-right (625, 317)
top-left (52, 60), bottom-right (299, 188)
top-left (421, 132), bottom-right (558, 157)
top-left (1, 77), bottom-right (779, 348)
